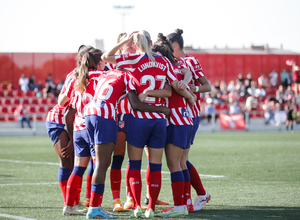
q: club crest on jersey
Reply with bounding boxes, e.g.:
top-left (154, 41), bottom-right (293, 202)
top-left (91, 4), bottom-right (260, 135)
top-left (95, 100), bottom-right (106, 108)
top-left (181, 108), bottom-right (189, 117)
top-left (119, 120), bottom-right (125, 129)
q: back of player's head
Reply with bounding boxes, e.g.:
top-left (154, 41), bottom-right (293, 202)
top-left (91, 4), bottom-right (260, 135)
top-left (167, 29), bottom-right (184, 50)
top-left (78, 48), bottom-right (103, 93)
top-left (116, 33), bottom-right (127, 55)
top-left (76, 45), bottom-right (94, 67)
top-left (152, 33), bottom-right (177, 65)
top-left (133, 30), bottom-right (154, 62)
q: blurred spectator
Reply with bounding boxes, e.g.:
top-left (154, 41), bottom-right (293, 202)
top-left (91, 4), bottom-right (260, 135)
top-left (28, 74), bottom-right (40, 90)
top-left (236, 80), bottom-right (246, 98)
top-left (14, 104), bottom-right (32, 128)
top-left (18, 73), bottom-right (29, 93)
top-left (285, 99), bottom-right (295, 131)
top-left (284, 85), bottom-right (294, 102)
top-left (244, 79), bottom-right (251, 96)
top-left (214, 80), bottom-right (220, 91)
top-left (247, 80), bottom-right (266, 101)
top-left (229, 100), bottom-right (241, 115)
top-left (258, 73), bottom-right (271, 90)
top-left (204, 98), bottom-right (216, 123)
top-left (292, 65), bottom-right (300, 96)
top-left (43, 73), bottom-right (56, 98)
top-left (220, 90), bottom-right (229, 102)
top-left (275, 85), bottom-right (285, 104)
top-left (56, 80), bottom-right (65, 94)
top-left (236, 73), bottom-right (245, 84)
top-left (269, 69), bottom-right (279, 87)
top-left (227, 80), bottom-right (236, 92)
top-left (246, 73), bottom-right (253, 84)
top-left (219, 80), bottom-right (227, 93)
top-left (280, 68), bottom-right (290, 88)
top-left (262, 98), bottom-right (276, 125)
top-left (245, 95), bottom-right (258, 112)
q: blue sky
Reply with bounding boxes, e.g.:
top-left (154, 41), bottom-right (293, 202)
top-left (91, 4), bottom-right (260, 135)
top-left (0, 0), bottom-right (299, 53)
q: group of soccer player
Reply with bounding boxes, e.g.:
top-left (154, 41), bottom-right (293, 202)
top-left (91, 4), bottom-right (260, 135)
top-left (46, 28), bottom-right (211, 219)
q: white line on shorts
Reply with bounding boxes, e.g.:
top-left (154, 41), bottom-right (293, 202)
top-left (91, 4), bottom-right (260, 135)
top-left (0, 213), bottom-right (36, 220)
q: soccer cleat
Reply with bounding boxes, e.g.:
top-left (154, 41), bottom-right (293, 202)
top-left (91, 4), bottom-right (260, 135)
top-left (144, 208), bottom-right (154, 218)
top-left (86, 206), bottom-right (116, 219)
top-left (113, 199), bottom-right (124, 212)
top-left (144, 197), bottom-right (169, 205)
top-left (63, 206), bottom-right (84, 216)
top-left (83, 199), bottom-right (90, 208)
top-left (193, 191), bottom-right (211, 211)
top-left (187, 203), bottom-right (194, 212)
top-left (74, 203), bottom-right (88, 213)
top-left (124, 199), bottom-right (134, 210)
top-left (158, 207), bottom-right (186, 217)
top-left (161, 206), bottom-right (174, 213)
top-left (129, 206), bottom-right (142, 218)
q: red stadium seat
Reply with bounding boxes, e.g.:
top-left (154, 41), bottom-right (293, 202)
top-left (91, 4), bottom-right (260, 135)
top-left (31, 98), bottom-right (39, 105)
top-left (27, 106), bottom-right (37, 114)
top-left (6, 90), bottom-right (13, 97)
top-left (1, 84), bottom-right (8, 91)
top-left (39, 98), bottom-right (48, 105)
top-left (48, 98), bottom-right (57, 105)
top-left (24, 90), bottom-right (35, 97)
top-left (12, 98), bottom-right (21, 106)
top-left (13, 90), bottom-right (23, 97)
top-left (3, 98), bottom-right (12, 105)
top-left (36, 106), bottom-right (47, 121)
top-left (0, 106), bottom-right (10, 114)
top-left (22, 98), bottom-right (30, 105)
top-left (0, 91), bottom-right (5, 97)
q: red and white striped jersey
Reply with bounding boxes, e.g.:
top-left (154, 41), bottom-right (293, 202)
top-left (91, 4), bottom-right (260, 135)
top-left (116, 53), bottom-right (177, 119)
top-left (46, 70), bottom-right (76, 124)
top-left (184, 54), bottom-right (205, 118)
top-left (85, 69), bottom-right (135, 121)
top-left (166, 63), bottom-right (193, 126)
top-left (69, 78), bottom-right (99, 131)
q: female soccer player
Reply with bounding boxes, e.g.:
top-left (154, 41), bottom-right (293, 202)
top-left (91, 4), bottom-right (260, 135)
top-left (45, 45), bottom-right (92, 211)
top-left (167, 29), bottom-right (211, 211)
top-left (84, 65), bottom-right (169, 219)
top-left (62, 48), bottom-right (105, 215)
top-left (138, 33), bottom-right (195, 217)
top-left (102, 30), bottom-right (194, 218)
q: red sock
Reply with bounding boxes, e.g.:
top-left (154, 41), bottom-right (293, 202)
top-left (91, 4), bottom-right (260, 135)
top-left (148, 171), bottom-right (161, 211)
top-left (125, 164), bottom-right (132, 198)
top-left (74, 179), bottom-right (82, 205)
top-left (59, 180), bottom-right (68, 204)
top-left (86, 174), bottom-right (92, 199)
top-left (66, 174), bottom-right (82, 206)
top-left (184, 181), bottom-right (192, 205)
top-left (90, 191), bottom-right (103, 207)
top-left (129, 169), bottom-right (142, 208)
top-left (172, 181), bottom-right (184, 206)
top-left (146, 164), bottom-right (150, 198)
top-left (110, 168), bottom-right (121, 200)
top-left (189, 166), bottom-right (206, 195)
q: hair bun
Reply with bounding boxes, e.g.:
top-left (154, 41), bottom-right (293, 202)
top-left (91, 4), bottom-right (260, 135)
top-left (175, 29), bottom-right (183, 35)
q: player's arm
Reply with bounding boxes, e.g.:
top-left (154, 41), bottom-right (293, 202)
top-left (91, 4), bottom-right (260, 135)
top-left (128, 90), bottom-right (170, 116)
top-left (58, 93), bottom-right (69, 106)
top-left (102, 31), bottom-right (138, 64)
top-left (177, 68), bottom-right (192, 90)
top-left (63, 107), bottom-right (76, 157)
top-left (192, 76), bottom-right (211, 93)
top-left (138, 84), bottom-right (172, 102)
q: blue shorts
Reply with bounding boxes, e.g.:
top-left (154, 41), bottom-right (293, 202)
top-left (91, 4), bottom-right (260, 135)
top-left (85, 115), bottom-right (117, 145)
top-left (46, 121), bottom-right (65, 146)
top-left (190, 117), bottom-right (200, 145)
top-left (126, 117), bottom-right (166, 149)
top-left (73, 130), bottom-right (95, 157)
top-left (166, 125), bottom-right (193, 149)
top-left (117, 113), bottom-right (131, 133)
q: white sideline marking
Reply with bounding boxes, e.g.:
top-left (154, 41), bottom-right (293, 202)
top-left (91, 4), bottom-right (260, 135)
top-left (0, 213), bottom-right (36, 220)
top-left (0, 182), bottom-right (58, 186)
top-left (0, 159), bottom-right (225, 178)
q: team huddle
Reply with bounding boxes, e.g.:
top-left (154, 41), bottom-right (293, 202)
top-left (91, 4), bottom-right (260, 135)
top-left (46, 29), bottom-right (211, 219)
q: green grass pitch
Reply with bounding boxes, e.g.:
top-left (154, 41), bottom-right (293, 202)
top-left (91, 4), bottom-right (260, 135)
top-left (0, 131), bottom-right (299, 220)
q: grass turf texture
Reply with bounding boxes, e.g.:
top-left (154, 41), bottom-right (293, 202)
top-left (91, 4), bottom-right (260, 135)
top-left (0, 132), bottom-right (299, 220)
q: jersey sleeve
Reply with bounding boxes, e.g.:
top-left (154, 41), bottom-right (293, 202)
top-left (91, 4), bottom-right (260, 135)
top-left (185, 56), bottom-right (205, 80)
top-left (125, 73), bottom-right (136, 94)
top-left (163, 57), bottom-right (177, 83)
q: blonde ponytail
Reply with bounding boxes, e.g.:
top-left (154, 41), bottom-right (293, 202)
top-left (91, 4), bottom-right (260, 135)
top-left (134, 30), bottom-right (154, 62)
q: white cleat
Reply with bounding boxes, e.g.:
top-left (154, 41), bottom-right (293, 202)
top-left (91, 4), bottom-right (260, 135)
top-left (193, 191), bottom-right (211, 211)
